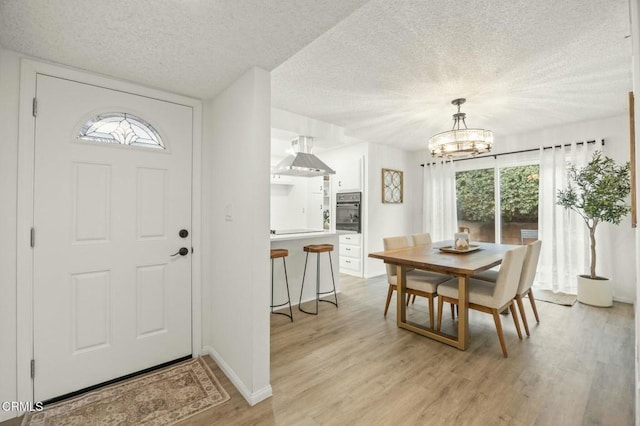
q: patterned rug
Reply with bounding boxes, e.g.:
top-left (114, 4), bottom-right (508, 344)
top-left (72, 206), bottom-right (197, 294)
top-left (22, 357), bottom-right (230, 425)
top-left (533, 289), bottom-right (577, 306)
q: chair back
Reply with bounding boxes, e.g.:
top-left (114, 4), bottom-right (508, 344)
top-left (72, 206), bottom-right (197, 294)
top-left (492, 246), bottom-right (527, 308)
top-left (383, 236), bottom-right (411, 280)
top-left (517, 240), bottom-right (542, 295)
top-left (411, 233), bottom-right (432, 246)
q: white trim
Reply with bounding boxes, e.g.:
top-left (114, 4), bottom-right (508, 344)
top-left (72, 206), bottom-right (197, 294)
top-left (202, 346), bottom-right (273, 406)
top-left (16, 58), bottom-right (203, 404)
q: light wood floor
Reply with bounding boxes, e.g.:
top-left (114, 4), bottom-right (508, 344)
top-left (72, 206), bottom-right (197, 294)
top-left (3, 274), bottom-right (634, 425)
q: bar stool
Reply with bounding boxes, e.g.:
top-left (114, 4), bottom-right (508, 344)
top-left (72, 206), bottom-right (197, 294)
top-left (270, 248), bottom-right (293, 322)
top-left (299, 244), bottom-right (338, 315)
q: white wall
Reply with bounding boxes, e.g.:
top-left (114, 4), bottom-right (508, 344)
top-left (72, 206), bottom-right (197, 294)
top-left (202, 67), bottom-right (272, 405)
top-left (366, 143), bottom-right (422, 278)
top-left (0, 47), bottom-right (20, 423)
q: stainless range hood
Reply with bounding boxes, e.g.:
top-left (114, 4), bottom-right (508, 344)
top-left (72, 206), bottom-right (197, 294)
top-left (271, 136), bottom-right (336, 177)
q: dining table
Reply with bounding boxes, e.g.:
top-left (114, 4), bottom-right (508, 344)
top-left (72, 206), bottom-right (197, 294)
top-left (368, 240), bottom-right (518, 350)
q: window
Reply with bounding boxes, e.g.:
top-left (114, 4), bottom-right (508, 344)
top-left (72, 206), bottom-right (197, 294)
top-left (78, 113), bottom-right (164, 149)
top-left (456, 163), bottom-right (539, 244)
top-left (500, 165), bottom-right (539, 244)
top-left (456, 168), bottom-right (495, 242)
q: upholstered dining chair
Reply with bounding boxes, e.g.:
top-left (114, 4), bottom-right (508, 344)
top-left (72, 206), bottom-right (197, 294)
top-left (436, 245), bottom-right (527, 357)
top-left (471, 240), bottom-right (542, 336)
top-left (411, 232), bottom-right (432, 246)
top-left (383, 236), bottom-right (450, 328)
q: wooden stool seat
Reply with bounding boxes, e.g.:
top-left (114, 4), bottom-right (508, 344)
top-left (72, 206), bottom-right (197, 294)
top-left (303, 244), bottom-right (334, 253)
top-left (270, 248), bottom-right (289, 259)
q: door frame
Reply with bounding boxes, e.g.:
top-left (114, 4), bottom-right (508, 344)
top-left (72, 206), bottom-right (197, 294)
top-left (16, 59), bottom-right (203, 404)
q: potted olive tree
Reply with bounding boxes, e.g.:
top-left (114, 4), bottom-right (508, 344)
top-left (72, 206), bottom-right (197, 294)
top-left (556, 151), bottom-right (631, 307)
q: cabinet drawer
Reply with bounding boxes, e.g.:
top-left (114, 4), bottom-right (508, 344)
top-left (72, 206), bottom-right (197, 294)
top-left (339, 234), bottom-right (362, 245)
top-left (340, 256), bottom-right (362, 272)
top-left (339, 244), bottom-right (361, 258)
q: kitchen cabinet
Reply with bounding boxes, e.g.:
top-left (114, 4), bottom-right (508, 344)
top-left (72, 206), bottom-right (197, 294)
top-left (339, 233), bottom-right (363, 276)
top-left (270, 174), bottom-right (294, 185)
top-left (335, 157), bottom-right (362, 192)
top-left (306, 192), bottom-right (323, 230)
top-left (305, 177), bottom-right (324, 229)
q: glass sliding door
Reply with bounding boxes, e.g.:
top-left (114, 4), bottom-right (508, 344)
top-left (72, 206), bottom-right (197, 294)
top-left (455, 168), bottom-right (495, 242)
top-left (456, 163), bottom-right (539, 244)
top-left (499, 165), bottom-right (539, 245)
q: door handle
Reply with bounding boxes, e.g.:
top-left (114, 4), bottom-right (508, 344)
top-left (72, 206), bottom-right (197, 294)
top-left (171, 247), bottom-right (189, 257)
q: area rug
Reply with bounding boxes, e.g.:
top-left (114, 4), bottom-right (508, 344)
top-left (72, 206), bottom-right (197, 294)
top-left (533, 289), bottom-right (577, 306)
top-left (22, 357), bottom-right (230, 426)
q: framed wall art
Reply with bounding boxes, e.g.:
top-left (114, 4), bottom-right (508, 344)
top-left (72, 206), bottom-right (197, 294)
top-left (382, 168), bottom-right (403, 203)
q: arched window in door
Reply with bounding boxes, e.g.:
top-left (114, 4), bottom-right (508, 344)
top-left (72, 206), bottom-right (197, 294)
top-left (78, 112), bottom-right (165, 149)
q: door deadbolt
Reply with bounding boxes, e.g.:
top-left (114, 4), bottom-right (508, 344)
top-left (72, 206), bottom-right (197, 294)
top-left (179, 229), bottom-right (189, 238)
top-left (171, 247), bottom-right (189, 257)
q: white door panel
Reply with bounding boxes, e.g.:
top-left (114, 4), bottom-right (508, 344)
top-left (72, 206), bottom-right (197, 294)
top-left (33, 75), bottom-right (193, 401)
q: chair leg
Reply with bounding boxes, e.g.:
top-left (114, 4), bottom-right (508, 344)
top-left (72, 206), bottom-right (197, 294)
top-left (406, 292), bottom-right (412, 306)
top-left (437, 295), bottom-right (444, 331)
top-left (509, 301), bottom-right (523, 340)
top-left (412, 294), bottom-right (417, 304)
top-left (491, 308), bottom-right (508, 358)
top-left (428, 295), bottom-right (435, 329)
top-left (450, 303), bottom-right (455, 320)
top-left (384, 285), bottom-right (394, 317)
top-left (515, 295), bottom-right (529, 336)
top-left (527, 289), bottom-right (540, 323)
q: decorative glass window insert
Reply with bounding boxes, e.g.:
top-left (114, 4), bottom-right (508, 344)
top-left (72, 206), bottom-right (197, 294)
top-left (78, 113), bottom-right (164, 149)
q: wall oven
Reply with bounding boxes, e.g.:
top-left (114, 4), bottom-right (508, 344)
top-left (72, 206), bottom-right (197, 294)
top-left (336, 192), bottom-right (361, 233)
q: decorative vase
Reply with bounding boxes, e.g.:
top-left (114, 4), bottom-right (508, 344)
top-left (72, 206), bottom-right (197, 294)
top-left (577, 275), bottom-right (612, 307)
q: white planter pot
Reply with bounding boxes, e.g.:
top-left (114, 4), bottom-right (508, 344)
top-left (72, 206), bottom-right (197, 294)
top-left (577, 275), bottom-right (612, 307)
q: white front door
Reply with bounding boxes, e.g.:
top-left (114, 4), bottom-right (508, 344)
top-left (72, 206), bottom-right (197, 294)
top-left (32, 74), bottom-right (193, 401)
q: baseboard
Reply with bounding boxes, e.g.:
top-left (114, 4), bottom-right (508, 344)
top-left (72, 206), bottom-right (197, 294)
top-left (613, 296), bottom-right (635, 304)
top-left (202, 346), bottom-right (272, 406)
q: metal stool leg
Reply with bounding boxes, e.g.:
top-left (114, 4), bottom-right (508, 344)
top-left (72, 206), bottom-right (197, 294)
top-left (283, 257), bottom-right (293, 321)
top-left (271, 256), bottom-right (293, 321)
top-left (318, 251), bottom-right (338, 308)
top-left (299, 252), bottom-right (317, 315)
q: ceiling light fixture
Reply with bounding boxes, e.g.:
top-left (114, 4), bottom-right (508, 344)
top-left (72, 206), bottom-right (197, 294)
top-left (428, 98), bottom-right (493, 158)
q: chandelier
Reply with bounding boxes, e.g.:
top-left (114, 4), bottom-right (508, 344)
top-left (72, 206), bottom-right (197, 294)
top-left (428, 98), bottom-right (493, 158)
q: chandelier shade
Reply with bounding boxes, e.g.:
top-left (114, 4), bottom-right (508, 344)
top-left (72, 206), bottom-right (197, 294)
top-left (428, 98), bottom-right (493, 158)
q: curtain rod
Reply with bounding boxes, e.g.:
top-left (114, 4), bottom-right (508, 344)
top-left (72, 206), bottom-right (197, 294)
top-left (421, 139), bottom-right (605, 167)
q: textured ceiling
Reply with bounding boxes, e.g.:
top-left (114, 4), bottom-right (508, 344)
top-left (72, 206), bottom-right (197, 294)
top-left (0, 0), bottom-right (632, 154)
top-left (0, 0), bottom-right (369, 99)
top-left (271, 0), bottom-right (632, 152)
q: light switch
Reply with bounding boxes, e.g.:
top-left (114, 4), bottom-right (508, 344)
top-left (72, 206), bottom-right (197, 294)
top-left (225, 204), bottom-right (233, 222)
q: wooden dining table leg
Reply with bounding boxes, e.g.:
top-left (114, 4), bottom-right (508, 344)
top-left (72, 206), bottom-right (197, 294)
top-left (396, 265), bottom-right (407, 325)
top-left (456, 275), bottom-right (469, 350)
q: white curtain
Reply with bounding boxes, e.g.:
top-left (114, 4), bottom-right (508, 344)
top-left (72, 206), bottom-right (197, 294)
top-left (423, 160), bottom-right (458, 242)
top-left (536, 141), bottom-right (602, 293)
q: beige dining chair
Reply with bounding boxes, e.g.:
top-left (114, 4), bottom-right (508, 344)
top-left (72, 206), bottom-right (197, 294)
top-left (383, 236), bottom-right (450, 328)
top-left (436, 245), bottom-right (527, 357)
top-left (471, 240), bottom-right (542, 336)
top-left (411, 232), bottom-right (432, 246)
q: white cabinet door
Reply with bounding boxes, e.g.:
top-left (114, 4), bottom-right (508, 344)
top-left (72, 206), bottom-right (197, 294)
top-left (335, 157), bottom-right (362, 192)
top-left (306, 192), bottom-right (324, 229)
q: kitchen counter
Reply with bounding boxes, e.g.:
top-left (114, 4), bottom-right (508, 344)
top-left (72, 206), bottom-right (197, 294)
top-left (270, 230), bottom-right (337, 242)
top-left (270, 232), bottom-right (340, 317)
